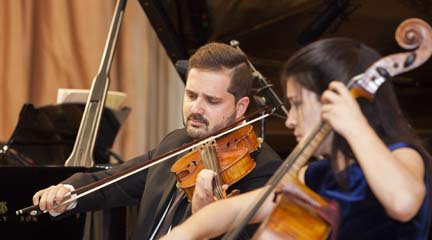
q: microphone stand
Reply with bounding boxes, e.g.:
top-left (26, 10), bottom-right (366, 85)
top-left (229, 40), bottom-right (289, 141)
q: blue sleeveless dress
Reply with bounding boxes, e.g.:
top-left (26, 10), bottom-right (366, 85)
top-left (304, 142), bottom-right (430, 240)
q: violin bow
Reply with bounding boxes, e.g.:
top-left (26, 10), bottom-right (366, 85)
top-left (16, 107), bottom-right (276, 216)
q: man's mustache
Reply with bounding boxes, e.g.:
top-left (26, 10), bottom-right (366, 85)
top-left (187, 114), bottom-right (209, 126)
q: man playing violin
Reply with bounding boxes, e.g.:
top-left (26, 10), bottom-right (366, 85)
top-left (162, 38), bottom-right (431, 240)
top-left (31, 42), bottom-right (282, 239)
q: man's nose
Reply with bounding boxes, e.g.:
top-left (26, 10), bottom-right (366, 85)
top-left (190, 99), bottom-right (205, 114)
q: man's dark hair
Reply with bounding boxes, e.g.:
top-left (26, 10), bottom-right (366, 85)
top-left (188, 42), bottom-right (253, 102)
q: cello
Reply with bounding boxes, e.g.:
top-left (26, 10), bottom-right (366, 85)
top-left (223, 17), bottom-right (432, 240)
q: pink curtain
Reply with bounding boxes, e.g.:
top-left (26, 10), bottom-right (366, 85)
top-left (0, 0), bottom-right (184, 161)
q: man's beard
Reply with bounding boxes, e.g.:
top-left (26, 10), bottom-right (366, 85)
top-left (184, 111), bottom-right (237, 139)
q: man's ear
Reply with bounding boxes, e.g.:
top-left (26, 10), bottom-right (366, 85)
top-left (235, 96), bottom-right (250, 118)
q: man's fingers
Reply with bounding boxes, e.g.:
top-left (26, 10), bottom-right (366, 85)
top-left (51, 187), bottom-right (71, 213)
top-left (196, 169), bottom-right (216, 192)
top-left (33, 190), bottom-right (44, 205)
top-left (55, 186), bottom-right (70, 204)
top-left (33, 185), bottom-right (71, 212)
top-left (39, 191), bottom-right (48, 211)
top-left (192, 170), bottom-right (219, 213)
top-left (45, 187), bottom-right (59, 210)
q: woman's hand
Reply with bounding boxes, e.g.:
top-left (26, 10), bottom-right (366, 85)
top-left (320, 81), bottom-right (369, 139)
top-left (321, 81), bottom-right (425, 222)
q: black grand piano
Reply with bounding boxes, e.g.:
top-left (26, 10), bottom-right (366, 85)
top-left (2, 0), bottom-right (432, 239)
top-left (0, 103), bottom-right (129, 239)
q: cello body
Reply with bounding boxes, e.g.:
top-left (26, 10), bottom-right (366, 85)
top-left (253, 175), bottom-right (339, 240)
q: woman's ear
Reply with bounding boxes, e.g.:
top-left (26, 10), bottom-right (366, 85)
top-left (235, 96), bottom-right (250, 118)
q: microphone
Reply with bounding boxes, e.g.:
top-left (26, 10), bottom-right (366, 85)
top-left (252, 71), bottom-right (288, 119)
top-left (229, 41), bottom-right (288, 119)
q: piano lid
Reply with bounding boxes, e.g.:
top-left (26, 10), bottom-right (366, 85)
top-left (139, 0), bottom-right (432, 155)
top-left (0, 103), bottom-right (130, 166)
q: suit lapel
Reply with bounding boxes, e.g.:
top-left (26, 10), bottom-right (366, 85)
top-left (154, 168), bottom-right (177, 218)
top-left (137, 129), bottom-right (192, 239)
top-left (140, 158), bottom-right (178, 239)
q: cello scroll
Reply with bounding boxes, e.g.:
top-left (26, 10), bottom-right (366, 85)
top-left (354, 18), bottom-right (432, 99)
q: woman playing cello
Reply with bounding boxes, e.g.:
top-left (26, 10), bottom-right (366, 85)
top-left (162, 36), bottom-right (431, 239)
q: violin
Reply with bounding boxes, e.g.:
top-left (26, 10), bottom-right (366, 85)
top-left (171, 125), bottom-right (261, 202)
top-left (223, 17), bottom-right (432, 240)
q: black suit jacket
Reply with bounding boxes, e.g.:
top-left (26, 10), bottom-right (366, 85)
top-left (62, 128), bottom-right (282, 239)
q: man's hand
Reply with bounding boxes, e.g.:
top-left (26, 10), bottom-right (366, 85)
top-left (192, 169), bottom-right (228, 213)
top-left (32, 184), bottom-right (75, 215)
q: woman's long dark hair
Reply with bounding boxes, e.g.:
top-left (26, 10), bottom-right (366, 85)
top-left (281, 37), bottom-right (431, 188)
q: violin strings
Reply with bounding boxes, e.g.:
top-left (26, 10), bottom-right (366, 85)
top-left (209, 144), bottom-right (224, 199)
top-left (200, 143), bottom-right (224, 200)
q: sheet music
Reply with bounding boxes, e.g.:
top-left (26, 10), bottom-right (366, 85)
top-left (56, 88), bottom-right (127, 110)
